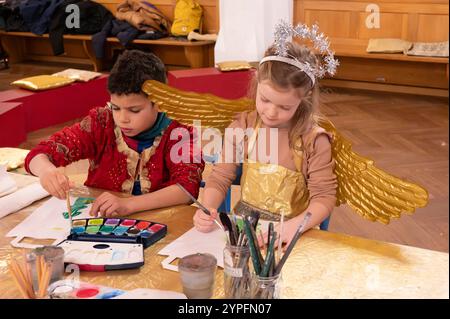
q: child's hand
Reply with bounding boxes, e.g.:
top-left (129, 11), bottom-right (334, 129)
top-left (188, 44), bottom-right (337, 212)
top-left (258, 217), bottom-right (303, 252)
top-left (193, 208), bottom-right (219, 233)
top-left (89, 192), bottom-right (132, 217)
top-left (39, 168), bottom-right (73, 199)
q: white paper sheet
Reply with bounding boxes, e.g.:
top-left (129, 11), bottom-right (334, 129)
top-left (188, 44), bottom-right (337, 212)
top-left (6, 196), bottom-right (92, 248)
top-left (0, 183), bottom-right (49, 220)
top-left (0, 165), bottom-right (17, 197)
top-left (158, 227), bottom-right (228, 271)
top-left (158, 219), bottom-right (271, 272)
top-left (113, 288), bottom-right (187, 299)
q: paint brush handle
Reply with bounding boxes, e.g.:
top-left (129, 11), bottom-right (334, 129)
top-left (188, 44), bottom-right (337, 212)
top-left (66, 191), bottom-right (73, 229)
top-left (176, 183), bottom-right (210, 214)
top-left (274, 212), bottom-right (311, 275)
top-left (260, 231), bottom-right (277, 277)
top-left (243, 218), bottom-right (261, 275)
top-left (176, 183), bottom-right (225, 231)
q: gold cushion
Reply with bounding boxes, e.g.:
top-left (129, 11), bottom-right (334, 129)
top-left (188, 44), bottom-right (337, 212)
top-left (216, 61), bottom-right (254, 72)
top-left (0, 148), bottom-right (30, 171)
top-left (11, 75), bottom-right (75, 91)
top-left (366, 38), bottom-right (412, 53)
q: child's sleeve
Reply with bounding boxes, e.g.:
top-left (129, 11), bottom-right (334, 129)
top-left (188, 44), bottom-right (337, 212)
top-left (162, 124), bottom-right (205, 199)
top-left (305, 133), bottom-right (338, 213)
top-left (25, 107), bottom-right (107, 173)
top-left (205, 113), bottom-right (249, 199)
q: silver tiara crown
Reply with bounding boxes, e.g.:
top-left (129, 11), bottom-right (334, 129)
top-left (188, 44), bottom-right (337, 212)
top-left (260, 20), bottom-right (339, 86)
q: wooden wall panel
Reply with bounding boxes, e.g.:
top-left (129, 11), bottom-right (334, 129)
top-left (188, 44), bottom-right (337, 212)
top-left (294, 0), bottom-right (449, 46)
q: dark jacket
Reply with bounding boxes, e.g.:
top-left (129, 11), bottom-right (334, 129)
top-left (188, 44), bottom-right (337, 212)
top-left (5, 6), bottom-right (29, 31)
top-left (20, 0), bottom-right (64, 35)
top-left (91, 19), bottom-right (139, 58)
top-left (49, 0), bottom-right (113, 55)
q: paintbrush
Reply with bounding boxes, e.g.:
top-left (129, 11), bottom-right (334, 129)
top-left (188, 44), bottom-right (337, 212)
top-left (243, 217), bottom-right (261, 275)
top-left (176, 183), bottom-right (225, 231)
top-left (66, 191), bottom-right (73, 230)
top-left (277, 210), bottom-right (285, 263)
top-left (219, 212), bottom-right (237, 246)
top-left (274, 212), bottom-right (312, 275)
top-left (260, 231), bottom-right (277, 277)
top-left (248, 218), bottom-right (265, 268)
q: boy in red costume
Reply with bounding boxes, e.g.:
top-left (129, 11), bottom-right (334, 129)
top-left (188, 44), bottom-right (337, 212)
top-left (25, 50), bottom-right (204, 217)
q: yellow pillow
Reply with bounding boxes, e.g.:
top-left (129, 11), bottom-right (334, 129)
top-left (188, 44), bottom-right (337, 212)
top-left (366, 38), bottom-right (412, 53)
top-left (216, 61), bottom-right (254, 72)
top-left (11, 75), bottom-right (75, 91)
top-left (0, 148), bottom-right (30, 171)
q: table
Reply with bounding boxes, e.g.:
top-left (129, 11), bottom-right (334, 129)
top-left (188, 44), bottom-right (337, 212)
top-left (0, 173), bottom-right (448, 299)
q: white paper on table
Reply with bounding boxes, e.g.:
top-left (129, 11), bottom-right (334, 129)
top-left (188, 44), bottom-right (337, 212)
top-left (158, 227), bottom-right (228, 272)
top-left (113, 288), bottom-right (187, 299)
top-left (0, 165), bottom-right (17, 197)
top-left (0, 183), bottom-right (49, 220)
top-left (158, 219), bottom-right (271, 272)
top-left (6, 196), bottom-right (92, 249)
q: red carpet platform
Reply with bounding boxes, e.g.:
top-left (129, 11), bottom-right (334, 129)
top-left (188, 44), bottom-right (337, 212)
top-left (1, 69), bottom-right (254, 147)
top-left (168, 67), bottom-right (255, 99)
top-left (0, 75), bottom-right (109, 147)
top-left (0, 102), bottom-right (26, 147)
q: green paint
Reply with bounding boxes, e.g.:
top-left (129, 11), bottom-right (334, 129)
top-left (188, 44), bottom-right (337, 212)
top-left (62, 197), bottom-right (95, 219)
top-left (99, 225), bottom-right (115, 234)
top-left (63, 210), bottom-right (82, 219)
top-left (86, 226), bottom-right (100, 234)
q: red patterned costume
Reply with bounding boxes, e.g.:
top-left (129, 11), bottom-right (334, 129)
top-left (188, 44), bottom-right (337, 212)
top-left (25, 107), bottom-right (204, 198)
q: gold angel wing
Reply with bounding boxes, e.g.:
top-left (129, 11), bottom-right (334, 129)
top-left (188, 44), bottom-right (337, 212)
top-left (318, 117), bottom-right (429, 224)
top-left (142, 80), bottom-right (254, 133)
top-left (143, 80), bottom-right (428, 224)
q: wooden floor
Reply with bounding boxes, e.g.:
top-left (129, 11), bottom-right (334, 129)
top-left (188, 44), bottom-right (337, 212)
top-left (2, 63), bottom-right (449, 253)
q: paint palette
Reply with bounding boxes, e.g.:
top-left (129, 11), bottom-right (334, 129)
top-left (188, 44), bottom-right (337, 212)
top-left (48, 280), bottom-right (125, 299)
top-left (68, 218), bottom-right (167, 248)
top-left (47, 280), bottom-right (188, 299)
top-left (57, 240), bottom-right (144, 271)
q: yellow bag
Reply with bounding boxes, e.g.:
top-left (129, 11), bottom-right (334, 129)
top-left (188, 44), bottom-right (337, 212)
top-left (171, 0), bottom-right (203, 37)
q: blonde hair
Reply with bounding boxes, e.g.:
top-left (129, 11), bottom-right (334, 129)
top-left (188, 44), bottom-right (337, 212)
top-left (249, 42), bottom-right (322, 148)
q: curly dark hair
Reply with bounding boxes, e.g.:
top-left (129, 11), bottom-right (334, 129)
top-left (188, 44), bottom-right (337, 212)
top-left (108, 50), bottom-right (167, 95)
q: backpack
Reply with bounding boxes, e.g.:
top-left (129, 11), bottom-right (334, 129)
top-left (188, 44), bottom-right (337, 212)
top-left (171, 0), bottom-right (202, 37)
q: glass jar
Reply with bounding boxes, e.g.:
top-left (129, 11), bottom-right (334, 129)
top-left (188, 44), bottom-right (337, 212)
top-left (223, 244), bottom-right (251, 299)
top-left (249, 272), bottom-right (282, 299)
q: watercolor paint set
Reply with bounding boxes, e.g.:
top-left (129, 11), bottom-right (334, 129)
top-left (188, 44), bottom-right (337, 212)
top-left (56, 217), bottom-right (167, 271)
top-left (68, 217), bottom-right (167, 248)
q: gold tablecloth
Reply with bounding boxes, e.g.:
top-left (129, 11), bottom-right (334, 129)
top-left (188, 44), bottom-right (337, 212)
top-left (0, 174), bottom-right (448, 299)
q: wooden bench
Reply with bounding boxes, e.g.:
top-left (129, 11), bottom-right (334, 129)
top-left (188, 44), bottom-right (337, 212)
top-left (0, 0), bottom-right (219, 71)
top-left (295, 0), bottom-right (449, 97)
top-left (0, 30), bottom-right (215, 71)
